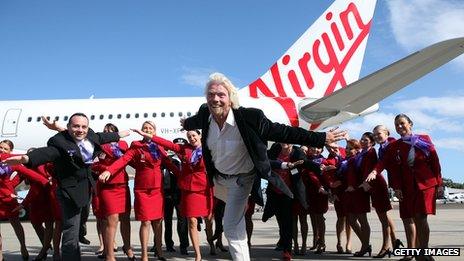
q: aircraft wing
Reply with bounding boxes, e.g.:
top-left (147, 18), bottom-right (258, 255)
top-left (299, 37), bottom-right (464, 123)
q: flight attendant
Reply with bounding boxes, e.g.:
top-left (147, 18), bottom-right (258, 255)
top-left (99, 121), bottom-right (175, 261)
top-left (0, 140), bottom-right (51, 260)
top-left (370, 125), bottom-right (404, 253)
top-left (355, 132), bottom-right (396, 258)
top-left (367, 114), bottom-right (442, 261)
top-left (136, 129), bottom-right (214, 261)
top-left (303, 146), bottom-right (328, 255)
top-left (345, 134), bottom-right (373, 257)
top-left (92, 123), bottom-right (134, 261)
top-left (20, 154), bottom-right (62, 261)
top-left (322, 143), bottom-right (352, 254)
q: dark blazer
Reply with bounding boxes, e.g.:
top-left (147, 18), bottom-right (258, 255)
top-left (183, 104), bottom-right (326, 200)
top-left (27, 129), bottom-right (119, 208)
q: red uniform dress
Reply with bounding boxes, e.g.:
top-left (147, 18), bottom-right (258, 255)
top-left (0, 154), bottom-right (50, 219)
top-left (106, 140), bottom-right (173, 221)
top-left (322, 148), bottom-right (347, 218)
top-left (92, 141), bottom-right (131, 218)
top-left (303, 155), bottom-right (329, 214)
top-left (22, 163), bottom-right (62, 223)
top-left (375, 134), bottom-right (442, 219)
top-left (347, 148), bottom-right (392, 214)
top-left (151, 136), bottom-right (213, 218)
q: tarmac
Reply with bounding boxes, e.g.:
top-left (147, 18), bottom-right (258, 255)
top-left (1, 202), bottom-right (463, 260)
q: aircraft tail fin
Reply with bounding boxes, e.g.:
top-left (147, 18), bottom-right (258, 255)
top-left (238, 0), bottom-right (377, 128)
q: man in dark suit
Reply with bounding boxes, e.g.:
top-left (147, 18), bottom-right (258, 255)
top-left (3, 113), bottom-right (129, 261)
top-left (182, 73), bottom-right (346, 261)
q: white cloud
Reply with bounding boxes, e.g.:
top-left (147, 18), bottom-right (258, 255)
top-left (434, 137), bottom-right (464, 152)
top-left (387, 0), bottom-right (464, 69)
top-left (181, 67), bottom-right (215, 88)
top-left (394, 96), bottom-right (464, 117)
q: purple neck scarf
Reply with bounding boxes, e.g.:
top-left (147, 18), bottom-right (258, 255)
top-left (190, 147), bottom-right (203, 166)
top-left (401, 134), bottom-right (433, 157)
top-left (110, 143), bottom-right (123, 158)
top-left (336, 158), bottom-right (349, 178)
top-left (378, 140), bottom-right (390, 160)
top-left (0, 163), bottom-right (12, 176)
top-left (355, 149), bottom-right (369, 169)
top-left (311, 155), bottom-right (324, 166)
top-left (147, 141), bottom-right (161, 160)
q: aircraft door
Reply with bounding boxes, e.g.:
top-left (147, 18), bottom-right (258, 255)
top-left (2, 109), bottom-right (22, 137)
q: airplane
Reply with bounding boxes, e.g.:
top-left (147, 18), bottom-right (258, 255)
top-left (1, 0), bottom-right (464, 153)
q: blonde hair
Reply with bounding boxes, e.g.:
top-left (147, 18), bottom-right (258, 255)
top-left (205, 72), bottom-right (240, 109)
top-left (373, 125), bottom-right (390, 136)
top-left (142, 121), bottom-right (156, 130)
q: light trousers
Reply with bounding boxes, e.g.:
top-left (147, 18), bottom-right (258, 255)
top-left (215, 171), bottom-right (255, 261)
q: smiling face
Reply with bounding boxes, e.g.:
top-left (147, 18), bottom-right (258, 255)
top-left (206, 83), bottom-right (231, 121)
top-left (0, 142), bottom-right (12, 154)
top-left (187, 131), bottom-right (201, 147)
top-left (395, 116), bottom-right (413, 137)
top-left (373, 127), bottom-right (389, 144)
top-left (307, 146), bottom-right (323, 157)
top-left (67, 115), bottom-right (89, 141)
top-left (142, 122), bottom-right (156, 136)
top-left (360, 134), bottom-right (374, 150)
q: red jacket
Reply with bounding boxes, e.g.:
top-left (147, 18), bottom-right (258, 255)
top-left (92, 141), bottom-right (129, 185)
top-left (375, 134), bottom-right (442, 191)
top-left (151, 136), bottom-right (209, 192)
top-left (1, 153), bottom-right (50, 202)
top-left (106, 140), bottom-right (177, 190)
top-left (347, 147), bottom-right (377, 188)
top-left (21, 163), bottom-right (57, 209)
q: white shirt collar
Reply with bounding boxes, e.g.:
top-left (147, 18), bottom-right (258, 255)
top-left (208, 109), bottom-right (236, 127)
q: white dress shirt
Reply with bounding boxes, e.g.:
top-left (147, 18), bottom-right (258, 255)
top-left (206, 111), bottom-right (254, 175)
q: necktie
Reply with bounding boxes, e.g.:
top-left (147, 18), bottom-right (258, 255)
top-left (79, 142), bottom-right (93, 164)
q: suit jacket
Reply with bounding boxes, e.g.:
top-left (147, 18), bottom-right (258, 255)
top-left (27, 129), bottom-right (119, 208)
top-left (183, 104), bottom-right (326, 200)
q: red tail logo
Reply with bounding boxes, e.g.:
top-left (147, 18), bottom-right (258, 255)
top-left (249, 2), bottom-right (372, 127)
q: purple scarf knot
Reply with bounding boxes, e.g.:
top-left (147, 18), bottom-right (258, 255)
top-left (401, 135), bottom-right (433, 157)
top-left (190, 147), bottom-right (202, 166)
top-left (147, 141), bottom-right (161, 160)
top-left (110, 143), bottom-right (123, 158)
top-left (311, 156), bottom-right (324, 166)
top-left (0, 163), bottom-right (12, 176)
top-left (336, 159), bottom-right (349, 179)
top-left (378, 140), bottom-right (390, 160)
top-left (355, 149), bottom-right (368, 169)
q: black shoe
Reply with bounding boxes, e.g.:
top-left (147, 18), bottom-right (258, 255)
top-left (150, 245), bottom-right (156, 252)
top-left (374, 248), bottom-right (392, 258)
top-left (166, 246), bottom-right (176, 252)
top-left (79, 237), bottom-right (91, 245)
top-left (180, 248), bottom-right (188, 255)
top-left (393, 239), bottom-right (405, 250)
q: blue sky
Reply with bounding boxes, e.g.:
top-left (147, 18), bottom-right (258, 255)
top-left (1, 0), bottom-right (463, 182)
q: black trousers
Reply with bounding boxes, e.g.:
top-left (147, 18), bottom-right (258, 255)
top-left (268, 190), bottom-right (293, 252)
top-left (214, 198), bottom-right (226, 235)
top-left (163, 196), bottom-right (189, 249)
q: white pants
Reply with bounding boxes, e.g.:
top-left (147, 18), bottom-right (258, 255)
top-left (215, 172), bottom-right (255, 261)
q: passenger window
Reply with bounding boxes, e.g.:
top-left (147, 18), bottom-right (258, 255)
top-left (126, 113), bottom-right (130, 119)
top-left (161, 112), bottom-right (165, 117)
top-left (27, 117), bottom-right (32, 122)
top-left (144, 113), bottom-right (148, 118)
top-left (117, 114), bottom-right (122, 119)
top-left (108, 114), bottom-right (113, 119)
top-left (99, 115), bottom-right (104, 120)
top-left (169, 112), bottom-right (174, 117)
top-left (187, 112), bottom-right (192, 116)
top-left (152, 113), bottom-right (157, 118)
top-left (90, 115), bottom-right (95, 120)
top-left (135, 113), bottom-right (139, 118)
top-left (64, 116), bottom-right (69, 121)
top-left (178, 112), bottom-right (183, 117)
